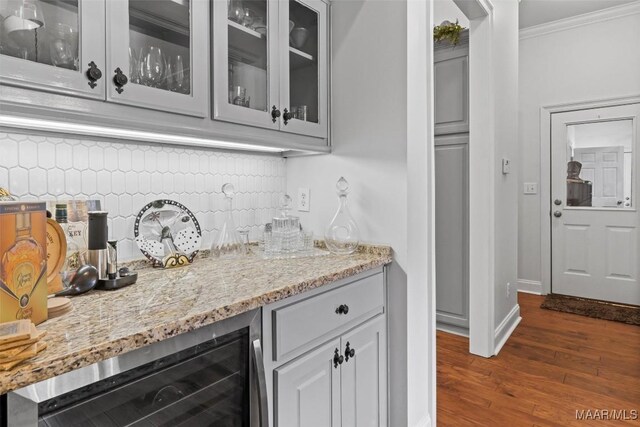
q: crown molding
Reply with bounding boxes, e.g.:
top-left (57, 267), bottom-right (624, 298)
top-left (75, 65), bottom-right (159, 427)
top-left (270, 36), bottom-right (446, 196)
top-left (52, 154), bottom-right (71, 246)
top-left (520, 0), bottom-right (640, 40)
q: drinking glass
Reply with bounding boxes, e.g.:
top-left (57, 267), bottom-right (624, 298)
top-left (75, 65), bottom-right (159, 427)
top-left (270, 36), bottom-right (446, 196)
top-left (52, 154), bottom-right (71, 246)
top-left (49, 23), bottom-right (78, 70)
top-left (4, 0), bottom-right (45, 61)
top-left (139, 45), bottom-right (165, 89)
top-left (128, 47), bottom-right (141, 84)
top-left (173, 54), bottom-right (188, 94)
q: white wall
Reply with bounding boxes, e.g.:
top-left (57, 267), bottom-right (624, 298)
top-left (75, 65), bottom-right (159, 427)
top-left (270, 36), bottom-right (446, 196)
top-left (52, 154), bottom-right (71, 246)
top-left (491, 0), bottom-right (520, 329)
top-left (434, 0), bottom-right (470, 27)
top-left (518, 9), bottom-right (640, 288)
top-left (286, 0), bottom-right (433, 424)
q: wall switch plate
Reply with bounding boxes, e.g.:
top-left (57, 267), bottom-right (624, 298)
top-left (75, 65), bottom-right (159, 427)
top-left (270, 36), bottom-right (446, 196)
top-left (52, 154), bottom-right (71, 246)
top-left (297, 187), bottom-right (310, 212)
top-left (502, 158), bottom-right (511, 174)
top-left (524, 182), bottom-right (538, 195)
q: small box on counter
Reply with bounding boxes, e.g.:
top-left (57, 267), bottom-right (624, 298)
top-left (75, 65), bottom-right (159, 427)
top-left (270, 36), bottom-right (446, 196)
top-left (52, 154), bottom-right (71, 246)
top-left (0, 202), bottom-right (48, 325)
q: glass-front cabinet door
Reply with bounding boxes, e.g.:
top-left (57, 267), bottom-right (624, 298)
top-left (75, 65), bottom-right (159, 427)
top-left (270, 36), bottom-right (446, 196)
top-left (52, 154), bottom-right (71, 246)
top-left (106, 0), bottom-right (207, 117)
top-left (212, 0), bottom-right (280, 130)
top-left (279, 0), bottom-right (327, 138)
top-left (0, 0), bottom-right (106, 98)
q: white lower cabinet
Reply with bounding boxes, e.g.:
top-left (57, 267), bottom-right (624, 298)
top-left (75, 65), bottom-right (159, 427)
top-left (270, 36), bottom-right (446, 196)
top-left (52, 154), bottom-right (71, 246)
top-left (265, 270), bottom-right (388, 427)
top-left (274, 338), bottom-right (342, 427)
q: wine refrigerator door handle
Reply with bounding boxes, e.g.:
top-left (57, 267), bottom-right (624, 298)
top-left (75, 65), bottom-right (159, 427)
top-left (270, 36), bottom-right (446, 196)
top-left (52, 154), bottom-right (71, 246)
top-left (252, 338), bottom-right (270, 427)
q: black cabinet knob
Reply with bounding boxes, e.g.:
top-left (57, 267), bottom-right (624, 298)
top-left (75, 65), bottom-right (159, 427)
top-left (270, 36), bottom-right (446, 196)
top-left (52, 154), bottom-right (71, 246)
top-left (271, 105), bottom-right (281, 123)
top-left (335, 304), bottom-right (349, 315)
top-left (113, 67), bottom-right (128, 94)
top-left (283, 108), bottom-right (294, 125)
top-left (86, 61), bottom-right (102, 89)
top-left (345, 342), bottom-right (355, 362)
top-left (333, 348), bottom-right (344, 368)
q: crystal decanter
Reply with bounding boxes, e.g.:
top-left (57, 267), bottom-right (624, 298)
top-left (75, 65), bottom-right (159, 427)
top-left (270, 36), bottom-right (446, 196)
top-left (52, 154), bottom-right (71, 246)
top-left (325, 177), bottom-right (360, 254)
top-left (211, 183), bottom-right (245, 258)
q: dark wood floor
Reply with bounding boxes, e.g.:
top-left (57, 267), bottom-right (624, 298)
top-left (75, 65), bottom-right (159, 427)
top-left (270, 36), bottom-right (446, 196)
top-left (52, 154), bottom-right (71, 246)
top-left (437, 293), bottom-right (640, 427)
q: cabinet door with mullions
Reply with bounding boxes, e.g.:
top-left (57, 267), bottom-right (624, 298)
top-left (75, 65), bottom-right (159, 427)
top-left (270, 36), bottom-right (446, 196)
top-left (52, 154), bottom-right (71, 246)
top-left (106, 0), bottom-right (207, 117)
top-left (279, 0), bottom-right (327, 138)
top-left (0, 0), bottom-right (106, 98)
top-left (212, 0), bottom-right (280, 130)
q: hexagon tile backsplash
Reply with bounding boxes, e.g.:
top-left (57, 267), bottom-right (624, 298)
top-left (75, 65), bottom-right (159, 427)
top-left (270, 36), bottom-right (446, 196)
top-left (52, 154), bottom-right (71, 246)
top-left (0, 131), bottom-right (287, 261)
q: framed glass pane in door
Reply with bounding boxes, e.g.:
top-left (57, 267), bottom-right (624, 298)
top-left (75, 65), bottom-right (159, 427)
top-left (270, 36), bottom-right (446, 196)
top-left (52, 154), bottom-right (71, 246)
top-left (212, 0), bottom-right (279, 129)
top-left (0, 0), bottom-right (106, 98)
top-left (106, 0), bottom-right (207, 117)
top-left (279, 0), bottom-right (327, 138)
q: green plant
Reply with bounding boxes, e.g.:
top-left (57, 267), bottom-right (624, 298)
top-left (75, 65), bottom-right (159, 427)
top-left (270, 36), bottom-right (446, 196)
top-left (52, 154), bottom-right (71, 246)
top-left (433, 20), bottom-right (465, 46)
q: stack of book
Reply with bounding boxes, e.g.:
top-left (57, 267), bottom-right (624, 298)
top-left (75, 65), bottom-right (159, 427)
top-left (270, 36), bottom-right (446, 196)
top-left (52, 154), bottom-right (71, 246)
top-left (0, 319), bottom-right (47, 371)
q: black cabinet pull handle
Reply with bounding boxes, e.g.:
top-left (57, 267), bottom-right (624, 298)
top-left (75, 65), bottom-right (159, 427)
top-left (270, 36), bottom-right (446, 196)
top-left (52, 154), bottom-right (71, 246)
top-left (271, 105), bottom-right (281, 123)
top-left (283, 108), bottom-right (294, 125)
top-left (345, 342), bottom-right (355, 362)
top-left (333, 348), bottom-right (344, 368)
top-left (86, 61), bottom-right (102, 89)
top-left (113, 67), bottom-right (128, 94)
top-left (335, 304), bottom-right (349, 315)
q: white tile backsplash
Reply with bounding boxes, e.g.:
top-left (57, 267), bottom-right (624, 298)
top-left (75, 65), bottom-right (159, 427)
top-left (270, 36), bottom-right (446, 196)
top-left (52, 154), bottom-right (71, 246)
top-left (0, 132), bottom-right (286, 261)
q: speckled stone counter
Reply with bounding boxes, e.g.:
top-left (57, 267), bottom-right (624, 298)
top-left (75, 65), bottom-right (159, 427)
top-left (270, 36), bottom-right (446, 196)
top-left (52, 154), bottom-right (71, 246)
top-left (0, 245), bottom-right (392, 395)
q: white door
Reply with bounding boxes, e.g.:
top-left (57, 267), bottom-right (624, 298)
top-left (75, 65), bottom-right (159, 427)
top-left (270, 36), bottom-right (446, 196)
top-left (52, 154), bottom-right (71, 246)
top-left (551, 103), bottom-right (640, 305)
top-left (340, 316), bottom-right (387, 427)
top-left (274, 338), bottom-right (341, 427)
top-left (574, 146), bottom-right (625, 207)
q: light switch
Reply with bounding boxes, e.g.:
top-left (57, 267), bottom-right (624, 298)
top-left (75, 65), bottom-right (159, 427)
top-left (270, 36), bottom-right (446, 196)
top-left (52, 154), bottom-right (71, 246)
top-left (524, 183), bottom-right (537, 195)
top-left (502, 158), bottom-right (511, 174)
top-left (297, 187), bottom-right (310, 212)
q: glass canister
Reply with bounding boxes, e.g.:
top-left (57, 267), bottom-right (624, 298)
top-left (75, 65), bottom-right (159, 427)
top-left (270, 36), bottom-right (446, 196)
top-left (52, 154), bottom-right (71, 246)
top-left (271, 195), bottom-right (300, 253)
top-left (325, 177), bottom-right (360, 254)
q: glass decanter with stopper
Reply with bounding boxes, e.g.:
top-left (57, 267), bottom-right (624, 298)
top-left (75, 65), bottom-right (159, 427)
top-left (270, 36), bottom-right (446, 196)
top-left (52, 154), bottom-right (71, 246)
top-left (211, 183), bottom-right (245, 258)
top-left (271, 195), bottom-right (300, 254)
top-left (325, 177), bottom-right (360, 254)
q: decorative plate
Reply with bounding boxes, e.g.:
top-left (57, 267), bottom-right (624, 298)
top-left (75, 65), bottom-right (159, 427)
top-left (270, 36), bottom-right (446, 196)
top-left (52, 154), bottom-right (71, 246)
top-left (134, 200), bottom-right (202, 268)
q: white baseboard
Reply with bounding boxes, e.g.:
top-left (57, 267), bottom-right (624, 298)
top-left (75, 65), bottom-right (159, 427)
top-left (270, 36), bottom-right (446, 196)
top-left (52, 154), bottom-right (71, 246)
top-left (517, 279), bottom-right (543, 295)
top-left (413, 414), bottom-right (431, 427)
top-left (436, 322), bottom-right (469, 338)
top-left (494, 304), bottom-right (521, 356)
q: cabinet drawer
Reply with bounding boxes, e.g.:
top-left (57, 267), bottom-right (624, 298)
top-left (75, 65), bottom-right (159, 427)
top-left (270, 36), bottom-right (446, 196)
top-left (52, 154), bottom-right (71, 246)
top-left (272, 272), bottom-right (384, 361)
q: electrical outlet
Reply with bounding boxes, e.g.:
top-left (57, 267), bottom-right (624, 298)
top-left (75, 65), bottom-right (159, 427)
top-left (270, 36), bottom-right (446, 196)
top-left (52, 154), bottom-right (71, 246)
top-left (524, 182), bottom-right (537, 195)
top-left (507, 282), bottom-right (511, 298)
top-left (502, 158), bottom-right (511, 174)
top-left (297, 187), bottom-right (310, 212)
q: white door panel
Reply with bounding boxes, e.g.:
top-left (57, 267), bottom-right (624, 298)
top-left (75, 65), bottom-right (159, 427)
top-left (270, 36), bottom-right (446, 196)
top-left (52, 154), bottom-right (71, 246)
top-left (551, 104), bottom-right (640, 305)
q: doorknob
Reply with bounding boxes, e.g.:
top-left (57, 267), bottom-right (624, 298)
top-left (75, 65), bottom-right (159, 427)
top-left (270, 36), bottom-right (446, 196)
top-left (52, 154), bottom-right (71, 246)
top-left (553, 211), bottom-right (562, 218)
top-left (554, 199), bottom-right (562, 206)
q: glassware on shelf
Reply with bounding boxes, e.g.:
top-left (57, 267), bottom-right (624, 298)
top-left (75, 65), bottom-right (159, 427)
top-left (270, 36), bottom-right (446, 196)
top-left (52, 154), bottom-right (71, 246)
top-left (242, 7), bottom-right (256, 28)
top-left (48, 23), bottom-right (78, 70)
top-left (129, 47), bottom-right (141, 84)
top-left (211, 183), bottom-right (245, 258)
top-left (3, 0), bottom-right (45, 62)
top-left (172, 54), bottom-right (189, 94)
top-left (325, 177), bottom-right (360, 255)
top-left (228, 0), bottom-right (244, 23)
top-left (139, 45), bottom-right (166, 89)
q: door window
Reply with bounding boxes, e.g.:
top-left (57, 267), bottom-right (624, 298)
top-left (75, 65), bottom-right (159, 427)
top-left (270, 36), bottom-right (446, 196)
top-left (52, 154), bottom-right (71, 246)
top-left (565, 120), bottom-right (634, 208)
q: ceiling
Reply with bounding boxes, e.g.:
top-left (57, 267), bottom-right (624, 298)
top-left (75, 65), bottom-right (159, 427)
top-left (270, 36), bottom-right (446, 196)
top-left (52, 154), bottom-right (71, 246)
top-left (519, 0), bottom-right (638, 29)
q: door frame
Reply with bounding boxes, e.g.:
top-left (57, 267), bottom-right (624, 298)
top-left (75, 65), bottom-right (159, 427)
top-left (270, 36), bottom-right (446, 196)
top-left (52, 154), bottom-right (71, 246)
top-left (539, 95), bottom-right (640, 295)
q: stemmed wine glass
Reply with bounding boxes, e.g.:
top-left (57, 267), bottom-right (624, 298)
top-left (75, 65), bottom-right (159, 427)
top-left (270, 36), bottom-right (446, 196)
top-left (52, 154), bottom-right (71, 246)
top-left (3, 0), bottom-right (45, 62)
top-left (139, 45), bottom-right (165, 88)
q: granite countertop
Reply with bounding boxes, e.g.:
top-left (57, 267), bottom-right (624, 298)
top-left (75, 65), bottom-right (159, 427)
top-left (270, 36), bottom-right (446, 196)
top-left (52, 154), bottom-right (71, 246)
top-left (0, 244), bottom-right (392, 395)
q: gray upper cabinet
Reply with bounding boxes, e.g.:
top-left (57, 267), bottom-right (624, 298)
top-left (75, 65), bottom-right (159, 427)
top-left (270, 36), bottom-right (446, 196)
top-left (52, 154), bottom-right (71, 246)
top-left (0, 0), bottom-right (106, 99)
top-left (106, 0), bottom-right (208, 117)
top-left (434, 38), bottom-right (469, 136)
top-left (212, 0), bottom-right (328, 138)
